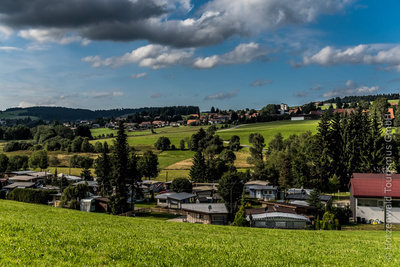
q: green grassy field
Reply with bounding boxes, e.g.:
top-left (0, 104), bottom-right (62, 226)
top-left (0, 109), bottom-right (39, 120)
top-left (0, 200), bottom-right (397, 266)
top-left (217, 120), bottom-right (319, 147)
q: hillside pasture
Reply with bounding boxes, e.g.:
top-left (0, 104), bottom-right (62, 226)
top-left (0, 109), bottom-right (39, 120)
top-left (0, 200), bottom-right (397, 266)
top-left (216, 120), bottom-right (319, 147)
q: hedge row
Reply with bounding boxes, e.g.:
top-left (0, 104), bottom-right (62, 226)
top-left (7, 188), bottom-right (57, 204)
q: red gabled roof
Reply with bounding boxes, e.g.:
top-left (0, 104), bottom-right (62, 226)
top-left (350, 173), bottom-right (400, 198)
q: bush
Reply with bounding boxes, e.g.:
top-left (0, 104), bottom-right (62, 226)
top-left (7, 188), bottom-right (57, 204)
top-left (3, 141), bottom-right (33, 152)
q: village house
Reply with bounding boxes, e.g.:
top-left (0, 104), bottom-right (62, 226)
top-left (248, 185), bottom-right (279, 200)
top-left (141, 180), bottom-right (164, 193)
top-left (186, 119), bottom-right (200, 125)
top-left (246, 212), bottom-right (311, 229)
top-left (155, 192), bottom-right (196, 209)
top-left (285, 193), bottom-right (332, 206)
top-left (3, 182), bottom-right (36, 193)
top-left (139, 121), bottom-right (152, 128)
top-left (181, 203), bottom-right (229, 225)
top-left (349, 173), bottom-right (400, 224)
top-left (244, 180), bottom-right (269, 193)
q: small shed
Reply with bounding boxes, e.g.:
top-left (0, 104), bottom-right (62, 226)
top-left (94, 197), bottom-right (110, 213)
top-left (286, 193), bottom-right (332, 206)
top-left (247, 212), bottom-right (311, 229)
top-left (3, 182), bottom-right (35, 193)
top-left (155, 192), bottom-right (196, 209)
top-left (80, 197), bottom-right (96, 212)
top-left (181, 203), bottom-right (228, 225)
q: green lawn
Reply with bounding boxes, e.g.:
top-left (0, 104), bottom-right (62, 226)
top-left (0, 109), bottom-right (39, 120)
top-left (217, 120), bottom-right (319, 147)
top-left (0, 200), bottom-right (397, 266)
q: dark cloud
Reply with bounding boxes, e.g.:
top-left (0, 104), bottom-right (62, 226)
top-left (0, 0), bottom-right (165, 28)
top-left (250, 79), bottom-right (272, 87)
top-left (0, 0), bottom-right (351, 48)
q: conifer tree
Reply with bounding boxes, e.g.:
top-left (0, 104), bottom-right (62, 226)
top-left (232, 190), bottom-right (248, 227)
top-left (361, 113), bottom-right (385, 172)
top-left (109, 121), bottom-right (130, 215)
top-left (189, 151), bottom-right (207, 182)
top-left (247, 133), bottom-right (266, 180)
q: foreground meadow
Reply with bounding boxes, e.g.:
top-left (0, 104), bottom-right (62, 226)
top-left (0, 200), bottom-right (397, 266)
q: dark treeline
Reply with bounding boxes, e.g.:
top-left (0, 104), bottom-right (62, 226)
top-left (325, 93), bottom-right (400, 104)
top-left (4, 106), bottom-right (199, 122)
top-left (126, 106), bottom-right (199, 123)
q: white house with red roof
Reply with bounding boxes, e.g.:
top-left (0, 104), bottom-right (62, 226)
top-left (349, 173), bottom-right (400, 224)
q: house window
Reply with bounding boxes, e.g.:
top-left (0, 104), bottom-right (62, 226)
top-left (392, 200), bottom-right (400, 208)
top-left (197, 214), bottom-right (204, 219)
top-left (357, 199), bottom-right (378, 207)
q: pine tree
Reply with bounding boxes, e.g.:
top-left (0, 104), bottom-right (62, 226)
top-left (189, 151), bottom-right (207, 182)
top-left (361, 113), bottom-right (385, 172)
top-left (247, 133), bottom-right (266, 180)
top-left (109, 121), bottom-right (130, 215)
top-left (95, 141), bottom-right (113, 197)
top-left (314, 114), bottom-right (331, 190)
top-left (138, 150), bottom-right (160, 179)
top-left (232, 190), bottom-right (248, 227)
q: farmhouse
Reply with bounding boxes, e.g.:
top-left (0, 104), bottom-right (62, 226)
top-left (349, 173), bottom-right (400, 224)
top-left (155, 192), bottom-right (196, 209)
top-left (181, 203), bottom-right (228, 225)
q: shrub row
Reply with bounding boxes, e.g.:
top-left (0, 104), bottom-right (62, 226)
top-left (7, 188), bottom-right (57, 204)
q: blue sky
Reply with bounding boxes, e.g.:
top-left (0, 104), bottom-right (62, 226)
top-left (0, 0), bottom-right (399, 111)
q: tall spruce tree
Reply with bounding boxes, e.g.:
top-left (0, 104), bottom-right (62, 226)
top-left (314, 113), bottom-right (331, 190)
top-left (361, 113), bottom-right (385, 172)
top-left (95, 141), bottom-right (113, 197)
top-left (109, 121), bottom-right (130, 215)
top-left (189, 151), bottom-right (207, 182)
top-left (247, 133), bottom-right (266, 180)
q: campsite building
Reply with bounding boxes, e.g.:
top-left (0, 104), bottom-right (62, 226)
top-left (181, 203), bottom-right (229, 225)
top-left (349, 173), bottom-right (400, 224)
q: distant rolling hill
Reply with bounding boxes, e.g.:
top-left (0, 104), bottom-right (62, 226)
top-left (0, 106), bottom-right (199, 122)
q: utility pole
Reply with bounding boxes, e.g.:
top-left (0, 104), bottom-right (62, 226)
top-left (230, 187), bottom-right (233, 218)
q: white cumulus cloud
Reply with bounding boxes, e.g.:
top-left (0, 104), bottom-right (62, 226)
top-left (294, 44), bottom-right (400, 71)
top-left (323, 80), bottom-right (380, 98)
